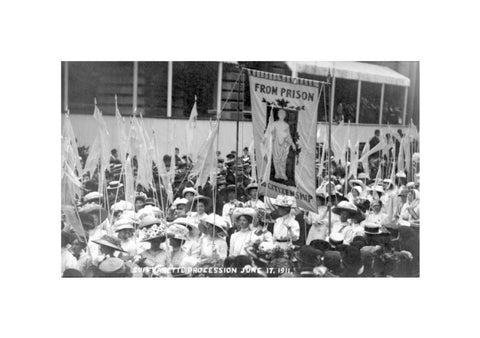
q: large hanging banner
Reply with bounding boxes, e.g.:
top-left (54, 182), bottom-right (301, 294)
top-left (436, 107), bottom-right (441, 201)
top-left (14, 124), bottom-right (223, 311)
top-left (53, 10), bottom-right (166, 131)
top-left (248, 70), bottom-right (321, 212)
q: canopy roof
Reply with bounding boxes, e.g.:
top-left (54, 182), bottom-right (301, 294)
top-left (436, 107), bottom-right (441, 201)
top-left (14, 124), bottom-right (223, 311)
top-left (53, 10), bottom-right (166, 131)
top-left (286, 61), bottom-right (410, 87)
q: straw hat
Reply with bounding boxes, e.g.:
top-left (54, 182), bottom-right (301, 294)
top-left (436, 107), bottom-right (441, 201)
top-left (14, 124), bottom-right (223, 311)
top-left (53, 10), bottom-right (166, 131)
top-left (191, 195), bottom-right (212, 209)
top-left (166, 223), bottom-right (189, 241)
top-left (99, 257), bottom-right (126, 274)
top-left (107, 181), bottom-right (124, 191)
top-left (139, 215), bottom-right (164, 229)
top-left (83, 192), bottom-right (103, 204)
top-left (329, 232), bottom-right (345, 246)
top-left (92, 235), bottom-right (127, 253)
top-left (232, 207), bottom-right (257, 224)
top-left (395, 171), bottom-right (406, 178)
top-left (349, 179), bottom-right (364, 188)
top-left (245, 182), bottom-right (259, 192)
top-left (332, 201), bottom-right (358, 216)
top-left (78, 204), bottom-right (108, 224)
top-left (198, 214), bottom-right (228, 236)
top-left (182, 187), bottom-right (197, 197)
top-left (141, 223), bottom-right (167, 242)
top-left (364, 222), bottom-right (382, 235)
top-left (114, 218), bottom-right (135, 232)
top-left (111, 200), bottom-right (134, 213)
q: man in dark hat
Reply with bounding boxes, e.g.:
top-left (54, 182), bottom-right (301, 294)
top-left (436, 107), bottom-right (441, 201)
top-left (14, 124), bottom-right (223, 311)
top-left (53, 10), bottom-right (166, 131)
top-left (224, 154), bottom-right (236, 185)
top-left (340, 245), bottom-right (365, 277)
top-left (294, 245), bottom-right (323, 277)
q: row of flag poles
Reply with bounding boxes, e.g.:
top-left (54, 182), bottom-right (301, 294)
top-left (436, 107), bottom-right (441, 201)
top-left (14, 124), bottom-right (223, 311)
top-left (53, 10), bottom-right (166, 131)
top-left (317, 120), bottom-right (419, 183)
top-left (62, 94), bottom-right (419, 231)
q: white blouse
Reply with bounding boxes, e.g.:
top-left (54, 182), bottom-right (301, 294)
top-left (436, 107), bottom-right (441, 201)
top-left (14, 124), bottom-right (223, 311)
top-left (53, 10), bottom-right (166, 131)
top-left (229, 229), bottom-right (255, 256)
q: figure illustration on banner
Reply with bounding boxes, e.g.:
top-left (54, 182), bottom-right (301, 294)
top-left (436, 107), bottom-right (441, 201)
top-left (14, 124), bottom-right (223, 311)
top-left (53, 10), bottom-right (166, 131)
top-left (262, 100), bottom-right (301, 187)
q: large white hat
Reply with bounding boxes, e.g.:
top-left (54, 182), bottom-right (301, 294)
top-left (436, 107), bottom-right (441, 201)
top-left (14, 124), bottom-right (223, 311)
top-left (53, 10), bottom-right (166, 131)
top-left (272, 195), bottom-right (296, 208)
top-left (232, 207), bottom-right (257, 224)
top-left (171, 217), bottom-right (198, 230)
top-left (114, 218), bottom-right (135, 232)
top-left (84, 191), bottom-right (103, 203)
top-left (182, 187), bottom-right (197, 197)
top-left (111, 200), bottom-right (134, 213)
top-left (139, 215), bottom-right (164, 229)
top-left (166, 223), bottom-right (189, 241)
top-left (199, 213), bottom-right (228, 236)
top-left (332, 201), bottom-right (358, 216)
top-left (172, 197), bottom-right (188, 208)
top-left (137, 205), bottom-right (163, 220)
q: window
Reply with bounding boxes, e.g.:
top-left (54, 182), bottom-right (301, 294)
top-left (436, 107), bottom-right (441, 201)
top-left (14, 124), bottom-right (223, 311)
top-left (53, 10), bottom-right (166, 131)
top-left (172, 62), bottom-right (217, 118)
top-left (382, 85), bottom-right (405, 125)
top-left (334, 79), bottom-right (358, 123)
top-left (359, 81), bottom-right (381, 124)
top-left (66, 61), bottom-right (134, 115)
top-left (138, 62), bottom-right (168, 117)
top-left (220, 62), bottom-right (246, 120)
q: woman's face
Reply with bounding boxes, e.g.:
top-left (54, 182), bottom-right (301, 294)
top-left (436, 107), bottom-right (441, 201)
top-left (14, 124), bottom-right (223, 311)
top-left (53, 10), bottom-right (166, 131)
top-left (278, 110), bottom-right (286, 120)
top-left (352, 189), bottom-right (359, 197)
top-left (340, 211), bottom-right (349, 222)
top-left (70, 239), bottom-right (85, 255)
top-left (169, 238), bottom-right (182, 248)
top-left (196, 201), bottom-right (205, 214)
top-left (118, 229), bottom-right (133, 240)
top-left (135, 200), bottom-right (144, 211)
top-left (100, 246), bottom-right (114, 256)
top-left (238, 216), bottom-right (250, 229)
top-left (185, 193), bottom-right (194, 202)
top-left (407, 191), bottom-right (414, 202)
top-left (249, 188), bottom-right (257, 199)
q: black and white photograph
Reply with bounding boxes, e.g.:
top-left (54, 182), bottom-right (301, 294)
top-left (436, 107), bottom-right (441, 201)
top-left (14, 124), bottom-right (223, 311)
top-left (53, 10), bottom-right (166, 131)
top-left (3, 2), bottom-right (480, 338)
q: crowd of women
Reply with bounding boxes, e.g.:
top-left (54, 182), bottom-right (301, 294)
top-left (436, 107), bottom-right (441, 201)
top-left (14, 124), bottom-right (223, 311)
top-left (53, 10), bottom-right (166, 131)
top-left (61, 147), bottom-right (420, 278)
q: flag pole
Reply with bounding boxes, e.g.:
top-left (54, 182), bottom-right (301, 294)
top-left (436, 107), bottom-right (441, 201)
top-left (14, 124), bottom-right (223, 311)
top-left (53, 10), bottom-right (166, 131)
top-left (327, 72), bottom-right (335, 236)
top-left (234, 66), bottom-right (243, 199)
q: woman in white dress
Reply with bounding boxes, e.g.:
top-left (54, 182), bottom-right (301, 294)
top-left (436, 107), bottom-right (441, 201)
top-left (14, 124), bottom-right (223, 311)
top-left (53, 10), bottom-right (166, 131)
top-left (198, 213), bottom-right (229, 260)
top-left (229, 208), bottom-right (257, 256)
top-left (271, 109), bottom-right (296, 181)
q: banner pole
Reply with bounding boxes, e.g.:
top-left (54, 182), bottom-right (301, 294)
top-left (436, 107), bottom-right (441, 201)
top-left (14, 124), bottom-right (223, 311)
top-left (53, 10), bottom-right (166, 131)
top-left (234, 67), bottom-right (243, 199)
